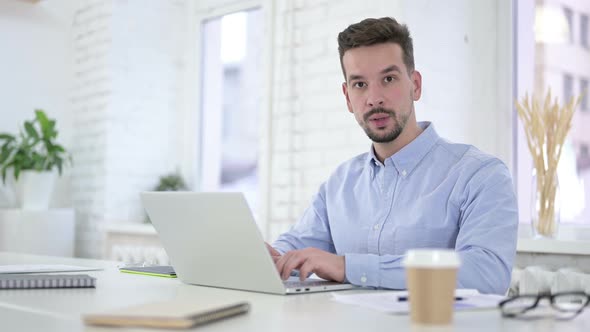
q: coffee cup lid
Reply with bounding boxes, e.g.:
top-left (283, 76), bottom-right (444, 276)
top-left (402, 249), bottom-right (461, 268)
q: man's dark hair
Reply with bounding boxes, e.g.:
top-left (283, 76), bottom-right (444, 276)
top-left (337, 17), bottom-right (414, 79)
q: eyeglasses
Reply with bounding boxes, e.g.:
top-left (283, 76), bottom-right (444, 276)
top-left (499, 292), bottom-right (590, 320)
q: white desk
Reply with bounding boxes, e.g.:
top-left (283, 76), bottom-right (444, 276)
top-left (0, 252), bottom-right (589, 332)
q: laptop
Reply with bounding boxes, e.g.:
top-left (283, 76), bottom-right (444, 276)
top-left (141, 191), bottom-right (355, 295)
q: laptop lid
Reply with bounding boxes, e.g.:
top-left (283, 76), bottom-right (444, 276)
top-left (141, 191), bottom-right (288, 295)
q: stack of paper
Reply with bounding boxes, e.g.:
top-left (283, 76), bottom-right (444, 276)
top-left (332, 289), bottom-right (504, 314)
top-left (0, 265), bottom-right (103, 274)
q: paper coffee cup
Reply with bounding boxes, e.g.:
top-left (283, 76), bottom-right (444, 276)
top-left (402, 249), bottom-right (461, 325)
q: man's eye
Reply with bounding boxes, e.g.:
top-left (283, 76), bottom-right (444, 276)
top-left (353, 82), bottom-right (366, 88)
top-left (384, 76), bottom-right (395, 83)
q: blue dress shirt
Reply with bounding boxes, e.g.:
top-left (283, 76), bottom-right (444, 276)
top-left (272, 122), bottom-right (518, 295)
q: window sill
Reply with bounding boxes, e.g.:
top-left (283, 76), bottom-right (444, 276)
top-left (517, 224), bottom-right (590, 255)
top-left (103, 223), bottom-right (156, 235)
top-left (99, 223), bottom-right (590, 255)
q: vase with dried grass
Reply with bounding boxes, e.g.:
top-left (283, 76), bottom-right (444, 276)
top-left (516, 89), bottom-right (581, 238)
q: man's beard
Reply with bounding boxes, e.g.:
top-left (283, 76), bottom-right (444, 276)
top-left (361, 107), bottom-right (409, 143)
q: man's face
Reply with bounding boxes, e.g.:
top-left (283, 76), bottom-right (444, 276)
top-left (342, 43), bottom-right (422, 143)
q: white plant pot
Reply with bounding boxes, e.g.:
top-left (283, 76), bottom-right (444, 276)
top-left (14, 170), bottom-right (57, 210)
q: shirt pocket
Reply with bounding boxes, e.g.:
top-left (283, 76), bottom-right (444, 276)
top-left (393, 225), bottom-right (458, 254)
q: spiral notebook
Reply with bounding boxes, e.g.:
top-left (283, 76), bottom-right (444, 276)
top-left (0, 274), bottom-right (96, 289)
top-left (84, 299), bottom-right (250, 329)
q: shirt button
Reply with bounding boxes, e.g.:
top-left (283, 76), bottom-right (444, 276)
top-left (402, 170), bottom-right (407, 177)
top-left (373, 224), bottom-right (379, 230)
top-left (360, 276), bottom-right (367, 283)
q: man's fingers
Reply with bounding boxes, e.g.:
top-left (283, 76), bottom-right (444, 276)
top-left (299, 260), bottom-right (314, 282)
top-left (275, 253), bottom-right (288, 275)
top-left (265, 243), bottom-right (281, 257)
top-left (280, 252), bottom-right (306, 280)
top-left (272, 248), bottom-right (344, 283)
top-left (276, 252), bottom-right (294, 279)
top-left (279, 253), bottom-right (297, 280)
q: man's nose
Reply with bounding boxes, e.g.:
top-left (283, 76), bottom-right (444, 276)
top-left (366, 88), bottom-right (385, 107)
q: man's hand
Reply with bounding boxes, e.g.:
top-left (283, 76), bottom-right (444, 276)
top-left (275, 247), bottom-right (345, 283)
top-left (265, 243), bottom-right (281, 262)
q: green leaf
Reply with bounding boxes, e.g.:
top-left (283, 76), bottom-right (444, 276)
top-left (1, 141), bottom-right (14, 157)
top-left (52, 144), bottom-right (66, 153)
top-left (48, 120), bottom-right (57, 138)
top-left (36, 110), bottom-right (55, 139)
top-left (24, 121), bottom-right (39, 140)
top-left (0, 148), bottom-right (10, 164)
top-left (35, 110), bottom-right (50, 127)
top-left (0, 133), bottom-right (15, 141)
top-left (1, 109), bottom-right (70, 177)
top-left (4, 148), bottom-right (17, 166)
top-left (32, 154), bottom-right (44, 171)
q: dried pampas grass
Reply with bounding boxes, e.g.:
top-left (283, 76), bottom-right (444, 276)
top-left (516, 89), bottom-right (582, 236)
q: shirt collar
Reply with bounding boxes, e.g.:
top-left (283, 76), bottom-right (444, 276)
top-left (365, 121), bottom-right (440, 177)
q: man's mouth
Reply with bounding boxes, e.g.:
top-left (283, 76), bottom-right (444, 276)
top-left (369, 114), bottom-right (390, 121)
top-left (369, 114), bottom-right (391, 127)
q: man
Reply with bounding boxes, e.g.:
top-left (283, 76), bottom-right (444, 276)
top-left (267, 17), bottom-right (518, 295)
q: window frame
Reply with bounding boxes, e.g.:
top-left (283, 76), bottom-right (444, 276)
top-left (564, 6), bottom-right (574, 43)
top-left (581, 13), bottom-right (589, 49)
top-left (581, 78), bottom-right (589, 111)
top-left (181, 0), bottom-right (274, 239)
top-left (514, 0), bottom-right (590, 237)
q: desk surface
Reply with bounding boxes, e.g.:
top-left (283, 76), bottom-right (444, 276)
top-left (0, 252), bottom-right (589, 332)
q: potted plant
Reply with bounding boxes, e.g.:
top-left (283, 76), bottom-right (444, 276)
top-left (153, 172), bottom-right (188, 192)
top-left (0, 109), bottom-right (71, 209)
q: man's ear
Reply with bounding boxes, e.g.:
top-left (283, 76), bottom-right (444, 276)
top-left (411, 70), bottom-right (422, 101)
top-left (342, 82), bottom-right (353, 113)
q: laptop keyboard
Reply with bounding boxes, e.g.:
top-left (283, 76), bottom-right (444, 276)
top-left (283, 279), bottom-right (336, 288)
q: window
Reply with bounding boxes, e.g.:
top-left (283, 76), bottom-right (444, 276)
top-left (564, 6), bottom-right (574, 43)
top-left (564, 73), bottom-right (573, 102)
top-left (581, 13), bottom-right (589, 48)
top-left (199, 9), bottom-right (263, 215)
top-left (581, 78), bottom-right (589, 111)
top-left (517, 2), bottom-right (590, 226)
top-left (578, 143), bottom-right (590, 175)
top-left (580, 144), bottom-right (589, 158)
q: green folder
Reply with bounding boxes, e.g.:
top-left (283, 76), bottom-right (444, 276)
top-left (119, 265), bottom-right (177, 278)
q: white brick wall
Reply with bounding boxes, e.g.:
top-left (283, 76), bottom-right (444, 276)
top-left (269, 0), bottom-right (401, 232)
top-left (0, 0), bottom-right (77, 208)
top-left (71, 0), bottom-right (186, 258)
top-left (66, 0), bottom-right (514, 257)
top-left (268, 0), bottom-right (384, 233)
top-left (263, 0), bottom-right (514, 238)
